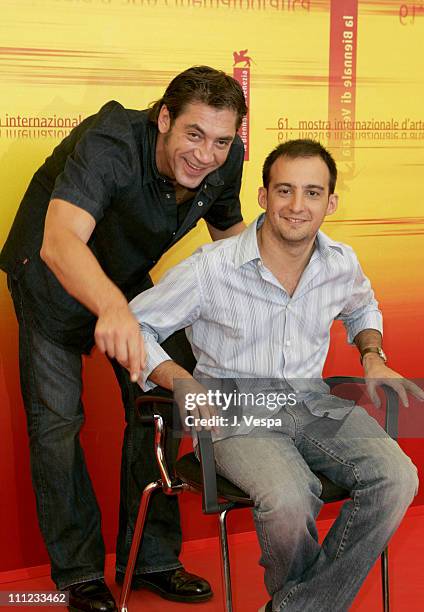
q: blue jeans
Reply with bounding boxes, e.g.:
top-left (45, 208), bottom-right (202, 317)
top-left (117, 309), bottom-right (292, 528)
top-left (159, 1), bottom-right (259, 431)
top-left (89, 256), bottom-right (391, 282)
top-left (9, 278), bottom-right (194, 589)
top-left (213, 402), bottom-right (418, 611)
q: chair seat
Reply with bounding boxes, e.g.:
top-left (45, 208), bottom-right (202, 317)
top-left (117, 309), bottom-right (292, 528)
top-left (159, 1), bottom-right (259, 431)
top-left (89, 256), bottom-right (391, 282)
top-left (176, 452), bottom-right (350, 507)
top-left (176, 452), bottom-right (253, 505)
top-left (124, 382), bottom-right (391, 612)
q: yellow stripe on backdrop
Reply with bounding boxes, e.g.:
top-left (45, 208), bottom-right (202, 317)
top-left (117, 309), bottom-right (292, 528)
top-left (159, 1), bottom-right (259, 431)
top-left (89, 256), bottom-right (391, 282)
top-left (0, 0), bottom-right (325, 257)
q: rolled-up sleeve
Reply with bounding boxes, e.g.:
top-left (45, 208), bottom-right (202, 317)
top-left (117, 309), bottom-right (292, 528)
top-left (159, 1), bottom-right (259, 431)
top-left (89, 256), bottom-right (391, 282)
top-left (129, 254), bottom-right (202, 390)
top-left (337, 258), bottom-right (383, 343)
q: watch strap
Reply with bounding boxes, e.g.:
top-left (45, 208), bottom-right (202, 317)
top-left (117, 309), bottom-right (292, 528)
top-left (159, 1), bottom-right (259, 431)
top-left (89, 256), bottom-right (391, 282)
top-left (360, 347), bottom-right (387, 365)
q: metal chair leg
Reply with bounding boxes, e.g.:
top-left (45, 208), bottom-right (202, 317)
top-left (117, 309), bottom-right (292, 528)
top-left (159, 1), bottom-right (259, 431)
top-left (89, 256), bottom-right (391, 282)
top-left (381, 547), bottom-right (389, 612)
top-left (218, 508), bottom-right (233, 612)
top-left (119, 480), bottom-right (161, 612)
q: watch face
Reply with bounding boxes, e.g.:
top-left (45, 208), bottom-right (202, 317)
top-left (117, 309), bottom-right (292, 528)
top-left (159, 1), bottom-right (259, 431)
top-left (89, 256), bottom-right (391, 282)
top-left (378, 348), bottom-right (387, 362)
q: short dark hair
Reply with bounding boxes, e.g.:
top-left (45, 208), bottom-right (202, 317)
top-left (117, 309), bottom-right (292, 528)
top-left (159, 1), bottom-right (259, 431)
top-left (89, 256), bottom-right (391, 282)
top-left (262, 139), bottom-right (338, 194)
top-left (148, 65), bottom-right (248, 130)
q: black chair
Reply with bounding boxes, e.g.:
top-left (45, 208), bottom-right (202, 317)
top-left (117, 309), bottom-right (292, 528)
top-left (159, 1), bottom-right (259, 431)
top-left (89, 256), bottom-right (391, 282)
top-left (119, 377), bottom-right (397, 612)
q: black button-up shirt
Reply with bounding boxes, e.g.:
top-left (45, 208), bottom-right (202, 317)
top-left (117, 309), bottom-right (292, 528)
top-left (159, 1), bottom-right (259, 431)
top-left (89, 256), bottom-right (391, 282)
top-left (0, 100), bottom-right (244, 352)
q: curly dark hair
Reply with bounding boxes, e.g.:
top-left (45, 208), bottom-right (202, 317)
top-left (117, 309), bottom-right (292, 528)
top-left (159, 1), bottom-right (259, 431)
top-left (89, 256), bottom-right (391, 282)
top-left (148, 65), bottom-right (248, 130)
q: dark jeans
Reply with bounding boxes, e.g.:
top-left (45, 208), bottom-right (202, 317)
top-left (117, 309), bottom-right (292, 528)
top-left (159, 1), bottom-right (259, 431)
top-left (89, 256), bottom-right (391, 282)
top-left (9, 278), bottom-right (195, 589)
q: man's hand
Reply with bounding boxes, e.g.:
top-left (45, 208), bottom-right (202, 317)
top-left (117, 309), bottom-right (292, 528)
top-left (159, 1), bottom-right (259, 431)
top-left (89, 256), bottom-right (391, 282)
top-left (95, 302), bottom-right (146, 383)
top-left (174, 377), bottom-right (218, 432)
top-left (42, 198), bottom-right (146, 382)
top-left (363, 354), bottom-right (424, 408)
top-left (148, 361), bottom-right (219, 433)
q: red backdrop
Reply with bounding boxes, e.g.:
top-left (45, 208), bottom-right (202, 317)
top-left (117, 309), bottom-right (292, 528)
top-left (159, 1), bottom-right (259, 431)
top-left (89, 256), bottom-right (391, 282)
top-left (1, 271), bottom-right (423, 574)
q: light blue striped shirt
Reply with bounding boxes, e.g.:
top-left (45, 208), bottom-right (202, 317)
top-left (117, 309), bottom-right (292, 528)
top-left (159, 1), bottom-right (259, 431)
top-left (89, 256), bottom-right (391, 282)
top-left (130, 215), bottom-right (382, 425)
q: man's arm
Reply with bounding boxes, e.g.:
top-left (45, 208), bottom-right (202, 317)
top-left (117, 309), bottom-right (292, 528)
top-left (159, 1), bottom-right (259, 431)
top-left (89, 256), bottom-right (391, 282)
top-left (148, 359), bottom-right (193, 391)
top-left (338, 255), bottom-right (424, 407)
top-left (206, 221), bottom-right (245, 241)
top-left (148, 360), bottom-right (216, 431)
top-left (129, 254), bottom-right (217, 430)
top-left (41, 198), bottom-right (145, 381)
top-left (354, 329), bottom-right (424, 407)
top-left (130, 251), bottom-right (202, 390)
top-left (39, 102), bottom-right (145, 379)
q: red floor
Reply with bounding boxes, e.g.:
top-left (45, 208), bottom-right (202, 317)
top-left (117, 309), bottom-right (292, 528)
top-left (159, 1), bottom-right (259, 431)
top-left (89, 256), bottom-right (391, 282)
top-left (1, 506), bottom-right (423, 611)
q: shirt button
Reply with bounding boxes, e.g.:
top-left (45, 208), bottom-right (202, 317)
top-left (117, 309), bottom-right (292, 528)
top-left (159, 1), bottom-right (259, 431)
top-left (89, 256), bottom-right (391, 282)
top-left (285, 340), bottom-right (291, 346)
top-left (198, 200), bottom-right (204, 207)
top-left (172, 231), bottom-right (176, 236)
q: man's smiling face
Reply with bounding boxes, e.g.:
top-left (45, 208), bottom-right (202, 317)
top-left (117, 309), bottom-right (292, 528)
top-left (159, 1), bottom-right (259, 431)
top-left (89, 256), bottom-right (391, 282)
top-left (258, 155), bottom-right (338, 246)
top-left (155, 102), bottom-right (238, 189)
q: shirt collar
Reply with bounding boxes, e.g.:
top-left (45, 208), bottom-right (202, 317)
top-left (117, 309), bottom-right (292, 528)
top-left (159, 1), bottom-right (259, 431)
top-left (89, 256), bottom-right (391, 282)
top-left (205, 168), bottom-right (225, 187)
top-left (141, 118), bottom-right (161, 186)
top-left (234, 214), bottom-right (263, 269)
top-left (234, 215), bottom-right (345, 269)
top-left (314, 230), bottom-right (344, 259)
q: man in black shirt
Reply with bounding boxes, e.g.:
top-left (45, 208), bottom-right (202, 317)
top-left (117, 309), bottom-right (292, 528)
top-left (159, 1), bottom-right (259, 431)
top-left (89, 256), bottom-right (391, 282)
top-left (0, 66), bottom-right (247, 612)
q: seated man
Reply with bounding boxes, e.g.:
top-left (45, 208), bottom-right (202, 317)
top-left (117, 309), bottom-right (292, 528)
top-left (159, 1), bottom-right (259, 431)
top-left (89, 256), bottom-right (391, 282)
top-left (129, 139), bottom-right (422, 611)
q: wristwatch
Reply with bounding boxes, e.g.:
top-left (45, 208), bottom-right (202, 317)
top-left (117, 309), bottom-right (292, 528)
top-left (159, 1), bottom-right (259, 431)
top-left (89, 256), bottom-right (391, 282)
top-left (360, 347), bottom-right (387, 365)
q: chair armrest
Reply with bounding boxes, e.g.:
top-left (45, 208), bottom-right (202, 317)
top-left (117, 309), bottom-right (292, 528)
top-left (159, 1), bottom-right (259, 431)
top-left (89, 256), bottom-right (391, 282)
top-left (135, 394), bottom-right (174, 420)
top-left (135, 395), bottom-right (222, 513)
top-left (196, 430), bottom-right (220, 514)
top-left (135, 395), bottom-right (175, 492)
top-left (324, 376), bottom-right (399, 440)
